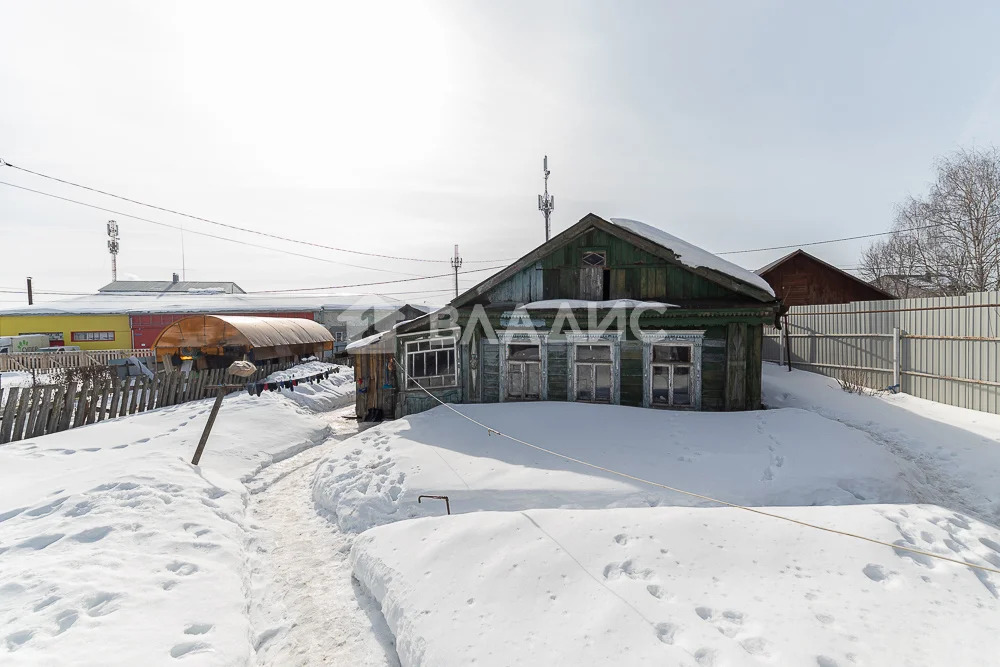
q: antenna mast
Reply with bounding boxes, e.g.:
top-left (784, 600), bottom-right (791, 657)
top-left (450, 244), bottom-right (463, 298)
top-left (107, 220), bottom-right (120, 282)
top-left (537, 155), bottom-right (554, 241)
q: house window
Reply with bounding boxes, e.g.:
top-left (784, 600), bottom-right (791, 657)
top-left (650, 343), bottom-right (693, 407)
top-left (582, 251), bottom-right (606, 267)
top-left (506, 343), bottom-right (541, 400)
top-left (405, 336), bottom-right (457, 389)
top-left (334, 331), bottom-right (344, 342)
top-left (71, 331), bottom-right (115, 342)
top-left (574, 343), bottom-right (613, 403)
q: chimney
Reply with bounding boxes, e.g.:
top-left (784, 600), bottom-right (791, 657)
top-left (172, 272), bottom-right (179, 284)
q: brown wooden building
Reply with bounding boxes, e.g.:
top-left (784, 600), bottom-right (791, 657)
top-left (757, 250), bottom-right (894, 306)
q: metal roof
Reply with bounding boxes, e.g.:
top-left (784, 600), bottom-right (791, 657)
top-left (99, 280), bottom-right (246, 294)
top-left (153, 315), bottom-right (334, 351)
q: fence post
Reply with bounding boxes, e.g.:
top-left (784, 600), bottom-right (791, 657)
top-left (892, 326), bottom-right (901, 389)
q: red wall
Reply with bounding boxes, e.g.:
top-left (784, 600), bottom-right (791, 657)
top-left (129, 312), bottom-right (316, 349)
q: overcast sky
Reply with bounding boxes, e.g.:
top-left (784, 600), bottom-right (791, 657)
top-left (3, 1), bottom-right (1000, 306)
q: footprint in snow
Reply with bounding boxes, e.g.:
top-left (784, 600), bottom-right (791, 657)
top-left (166, 561), bottom-right (199, 576)
top-left (170, 641), bottom-right (213, 658)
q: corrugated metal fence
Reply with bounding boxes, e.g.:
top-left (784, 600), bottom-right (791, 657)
top-left (763, 291), bottom-right (1000, 414)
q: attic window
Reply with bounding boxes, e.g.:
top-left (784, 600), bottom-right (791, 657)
top-left (582, 251), bottom-right (607, 267)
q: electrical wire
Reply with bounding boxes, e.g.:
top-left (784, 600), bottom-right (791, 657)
top-left (0, 180), bottom-right (439, 277)
top-left (0, 159), bottom-right (513, 264)
top-left (397, 365), bottom-right (1000, 576)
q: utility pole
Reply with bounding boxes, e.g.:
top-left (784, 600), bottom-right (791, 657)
top-left (107, 220), bottom-right (120, 282)
top-left (450, 244), bottom-right (463, 299)
top-left (537, 155), bottom-right (554, 242)
top-left (26, 277), bottom-right (33, 305)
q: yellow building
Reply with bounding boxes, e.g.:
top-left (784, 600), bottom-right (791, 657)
top-left (0, 313), bottom-right (131, 350)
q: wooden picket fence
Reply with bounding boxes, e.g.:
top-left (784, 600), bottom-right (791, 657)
top-left (0, 348), bottom-right (156, 372)
top-left (0, 361), bottom-right (296, 445)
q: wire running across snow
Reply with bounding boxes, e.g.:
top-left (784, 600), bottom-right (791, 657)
top-left (398, 366), bottom-right (1000, 576)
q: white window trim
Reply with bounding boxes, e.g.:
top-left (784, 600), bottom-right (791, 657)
top-left (498, 331), bottom-right (548, 402)
top-left (404, 335), bottom-right (459, 390)
top-left (641, 330), bottom-right (704, 409)
top-left (568, 330), bottom-right (622, 405)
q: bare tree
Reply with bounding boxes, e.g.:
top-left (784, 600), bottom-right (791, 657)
top-left (860, 147), bottom-right (1000, 297)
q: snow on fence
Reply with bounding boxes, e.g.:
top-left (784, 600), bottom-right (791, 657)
top-left (0, 348), bottom-right (156, 372)
top-left (0, 361), bottom-right (296, 444)
top-left (764, 290), bottom-right (1000, 414)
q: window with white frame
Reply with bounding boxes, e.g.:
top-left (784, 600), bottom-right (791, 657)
top-left (71, 331), bottom-right (115, 342)
top-left (505, 342), bottom-right (541, 400)
top-left (574, 343), bottom-right (613, 403)
top-left (650, 342), bottom-right (693, 408)
top-left (405, 336), bottom-right (457, 389)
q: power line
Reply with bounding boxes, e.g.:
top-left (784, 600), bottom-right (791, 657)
top-left (399, 366), bottom-right (1000, 576)
top-left (0, 159), bottom-right (512, 264)
top-left (246, 267), bottom-right (506, 294)
top-left (0, 180), bottom-right (429, 277)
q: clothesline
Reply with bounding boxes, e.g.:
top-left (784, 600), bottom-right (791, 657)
top-left (245, 368), bottom-right (339, 397)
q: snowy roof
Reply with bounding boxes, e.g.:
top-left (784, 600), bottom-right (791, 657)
top-left (522, 299), bottom-right (677, 309)
top-left (0, 293), bottom-right (415, 316)
top-left (345, 331), bottom-right (391, 352)
top-left (99, 280), bottom-right (245, 294)
top-left (607, 218), bottom-right (775, 297)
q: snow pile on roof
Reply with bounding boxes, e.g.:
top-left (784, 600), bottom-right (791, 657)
top-left (0, 364), bottom-right (354, 665)
top-left (312, 402), bottom-right (917, 534)
top-left (607, 218), bottom-right (776, 297)
top-left (521, 299), bottom-right (677, 309)
top-left (353, 504), bottom-right (1000, 667)
top-left (345, 331), bottom-right (388, 352)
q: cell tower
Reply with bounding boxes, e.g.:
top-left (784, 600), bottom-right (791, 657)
top-left (450, 244), bottom-right (463, 298)
top-left (107, 220), bottom-right (120, 282)
top-left (537, 155), bottom-right (555, 241)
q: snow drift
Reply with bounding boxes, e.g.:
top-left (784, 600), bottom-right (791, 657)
top-left (351, 504), bottom-right (1000, 667)
top-left (0, 364), bottom-right (353, 666)
top-left (312, 402), bottom-right (920, 534)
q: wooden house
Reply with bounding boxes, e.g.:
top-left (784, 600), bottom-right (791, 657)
top-left (349, 213), bottom-right (780, 420)
top-left (756, 249), bottom-right (894, 306)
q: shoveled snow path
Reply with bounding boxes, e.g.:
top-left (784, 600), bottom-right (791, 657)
top-left (248, 406), bottom-right (399, 667)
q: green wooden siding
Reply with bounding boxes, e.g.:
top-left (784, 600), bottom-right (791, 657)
top-left (620, 340), bottom-right (643, 407)
top-left (546, 342), bottom-right (569, 402)
top-left (538, 228), bottom-right (733, 302)
top-left (481, 341), bottom-right (500, 403)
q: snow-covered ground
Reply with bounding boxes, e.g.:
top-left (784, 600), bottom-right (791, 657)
top-left (0, 363), bottom-right (354, 666)
top-left (5, 357), bottom-right (1000, 666)
top-left (762, 363), bottom-right (1000, 526)
top-left (313, 402), bottom-right (920, 533)
top-left (353, 505), bottom-right (1000, 667)
top-left (310, 368), bottom-right (1000, 667)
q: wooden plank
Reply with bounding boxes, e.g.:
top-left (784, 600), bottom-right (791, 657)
top-left (135, 377), bottom-right (148, 413)
top-left (108, 379), bottom-right (123, 419)
top-left (120, 378), bottom-right (132, 415)
top-left (59, 382), bottom-right (78, 432)
top-left (746, 324), bottom-right (763, 409)
top-left (24, 387), bottom-right (44, 438)
top-left (73, 383), bottom-right (89, 428)
top-left (171, 373), bottom-right (184, 405)
top-left (725, 322), bottom-right (748, 411)
top-left (85, 380), bottom-right (101, 425)
top-left (97, 378), bottom-right (113, 421)
top-left (148, 373), bottom-right (160, 411)
top-left (46, 384), bottom-right (67, 433)
top-left (11, 387), bottom-right (36, 442)
top-left (0, 387), bottom-right (21, 444)
top-left (154, 373), bottom-right (168, 408)
top-left (128, 378), bottom-right (142, 415)
top-left (32, 387), bottom-right (56, 437)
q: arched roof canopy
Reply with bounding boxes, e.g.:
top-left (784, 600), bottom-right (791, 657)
top-left (154, 315), bottom-right (334, 360)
